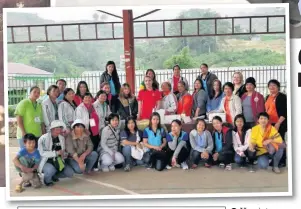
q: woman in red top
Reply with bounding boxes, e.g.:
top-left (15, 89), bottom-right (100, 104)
top-left (74, 81), bottom-right (94, 106)
top-left (176, 81), bottom-right (193, 116)
top-left (137, 76), bottom-right (161, 120)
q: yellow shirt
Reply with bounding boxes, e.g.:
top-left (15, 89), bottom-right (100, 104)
top-left (250, 125), bottom-right (283, 156)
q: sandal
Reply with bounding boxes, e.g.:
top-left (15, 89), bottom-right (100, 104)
top-left (15, 184), bottom-right (24, 193)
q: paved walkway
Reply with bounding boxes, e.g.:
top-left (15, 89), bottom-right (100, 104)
top-left (8, 146), bottom-right (288, 197)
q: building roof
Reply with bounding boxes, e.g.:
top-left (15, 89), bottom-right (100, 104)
top-left (8, 62), bottom-right (52, 76)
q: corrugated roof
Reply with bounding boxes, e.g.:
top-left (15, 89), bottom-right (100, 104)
top-left (8, 62), bottom-right (52, 75)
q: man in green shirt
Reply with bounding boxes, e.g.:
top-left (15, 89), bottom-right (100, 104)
top-left (15, 86), bottom-right (45, 148)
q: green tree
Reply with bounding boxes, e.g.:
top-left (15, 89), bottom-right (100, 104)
top-left (163, 47), bottom-right (197, 68)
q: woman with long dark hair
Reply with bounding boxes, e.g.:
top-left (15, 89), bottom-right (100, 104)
top-left (232, 114), bottom-right (256, 172)
top-left (120, 116), bottom-right (144, 172)
top-left (100, 61), bottom-right (121, 111)
top-left (142, 112), bottom-right (168, 171)
top-left (139, 69), bottom-right (159, 90)
top-left (192, 78), bottom-right (208, 118)
top-left (116, 83), bottom-right (138, 120)
top-left (58, 88), bottom-right (77, 135)
top-left (74, 81), bottom-right (94, 106)
top-left (211, 116), bottom-right (234, 171)
top-left (207, 79), bottom-right (224, 112)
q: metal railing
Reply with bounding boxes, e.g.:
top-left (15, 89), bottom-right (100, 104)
top-left (8, 65), bottom-right (287, 105)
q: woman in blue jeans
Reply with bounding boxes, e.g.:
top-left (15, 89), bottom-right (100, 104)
top-left (120, 116), bottom-right (144, 172)
top-left (65, 119), bottom-right (99, 174)
top-left (232, 114), bottom-right (256, 172)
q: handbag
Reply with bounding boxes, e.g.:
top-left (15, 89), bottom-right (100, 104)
top-left (52, 156), bottom-right (65, 172)
top-left (131, 132), bottom-right (145, 160)
top-left (108, 125), bottom-right (121, 152)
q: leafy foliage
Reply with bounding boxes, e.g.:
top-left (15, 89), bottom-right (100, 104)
top-left (7, 9), bottom-right (286, 76)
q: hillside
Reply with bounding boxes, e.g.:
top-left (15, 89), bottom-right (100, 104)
top-left (6, 9), bottom-right (287, 76)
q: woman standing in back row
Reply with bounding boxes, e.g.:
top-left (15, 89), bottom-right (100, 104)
top-left (100, 61), bottom-right (121, 113)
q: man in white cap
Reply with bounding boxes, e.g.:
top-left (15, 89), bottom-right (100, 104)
top-left (37, 120), bottom-right (74, 186)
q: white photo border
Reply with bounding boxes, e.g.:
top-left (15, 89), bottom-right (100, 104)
top-left (3, 3), bottom-right (292, 201)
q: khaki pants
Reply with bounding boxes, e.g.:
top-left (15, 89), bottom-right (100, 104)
top-left (20, 172), bottom-right (41, 188)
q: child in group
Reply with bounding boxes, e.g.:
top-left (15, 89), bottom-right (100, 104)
top-left (13, 134), bottom-right (41, 193)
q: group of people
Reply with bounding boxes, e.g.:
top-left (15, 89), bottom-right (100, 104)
top-left (13, 61), bottom-right (287, 193)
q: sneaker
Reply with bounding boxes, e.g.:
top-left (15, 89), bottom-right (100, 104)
top-left (124, 164), bottom-right (131, 172)
top-left (166, 165), bottom-right (172, 170)
top-left (109, 165), bottom-right (115, 171)
top-left (93, 168), bottom-right (99, 172)
top-left (102, 167), bottom-right (110, 172)
top-left (191, 164), bottom-right (198, 169)
top-left (225, 164), bottom-right (232, 171)
top-left (219, 163), bottom-right (225, 168)
top-left (254, 160), bottom-right (258, 165)
top-left (15, 184), bottom-right (24, 193)
top-left (52, 177), bottom-right (59, 182)
top-left (204, 163), bottom-right (211, 168)
top-left (44, 181), bottom-right (54, 187)
top-left (239, 163), bottom-right (246, 168)
top-left (272, 167), bottom-right (281, 174)
top-left (23, 181), bottom-right (32, 188)
top-left (291, 19), bottom-right (301, 27)
top-left (181, 162), bottom-right (189, 170)
top-left (175, 164), bottom-right (181, 168)
top-left (146, 163), bottom-right (152, 169)
top-left (249, 165), bottom-right (255, 173)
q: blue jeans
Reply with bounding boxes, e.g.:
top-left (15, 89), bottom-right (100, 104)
top-left (122, 146), bottom-right (144, 166)
top-left (42, 162), bottom-right (74, 184)
top-left (234, 150), bottom-right (256, 165)
top-left (66, 151), bottom-right (98, 174)
top-left (257, 148), bottom-right (284, 169)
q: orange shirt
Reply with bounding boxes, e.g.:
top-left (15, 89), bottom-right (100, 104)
top-left (224, 99), bottom-right (232, 123)
top-left (265, 95), bottom-right (279, 124)
top-left (177, 94), bottom-right (193, 116)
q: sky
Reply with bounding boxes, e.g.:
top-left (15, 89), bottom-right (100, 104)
top-left (15, 0), bottom-right (255, 22)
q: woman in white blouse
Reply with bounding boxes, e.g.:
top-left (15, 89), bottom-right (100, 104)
top-left (232, 114), bottom-right (256, 172)
top-left (216, 82), bottom-right (242, 124)
top-left (58, 88), bottom-right (77, 135)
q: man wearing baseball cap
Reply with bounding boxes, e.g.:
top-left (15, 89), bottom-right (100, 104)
top-left (37, 120), bottom-right (74, 186)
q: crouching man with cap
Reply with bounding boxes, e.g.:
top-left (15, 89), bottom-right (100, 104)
top-left (38, 120), bottom-right (74, 186)
top-left (65, 119), bottom-right (98, 174)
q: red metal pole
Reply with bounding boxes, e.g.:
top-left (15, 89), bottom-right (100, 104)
top-left (122, 10), bottom-right (135, 94)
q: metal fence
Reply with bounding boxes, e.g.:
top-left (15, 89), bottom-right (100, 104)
top-left (8, 65), bottom-right (287, 106)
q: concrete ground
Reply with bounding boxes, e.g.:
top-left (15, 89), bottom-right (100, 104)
top-left (8, 145), bottom-right (288, 197)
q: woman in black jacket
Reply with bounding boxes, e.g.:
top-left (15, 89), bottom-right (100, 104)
top-left (116, 83), bottom-right (138, 120)
top-left (211, 116), bottom-right (234, 171)
top-left (265, 79), bottom-right (287, 167)
top-left (100, 61), bottom-right (121, 112)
